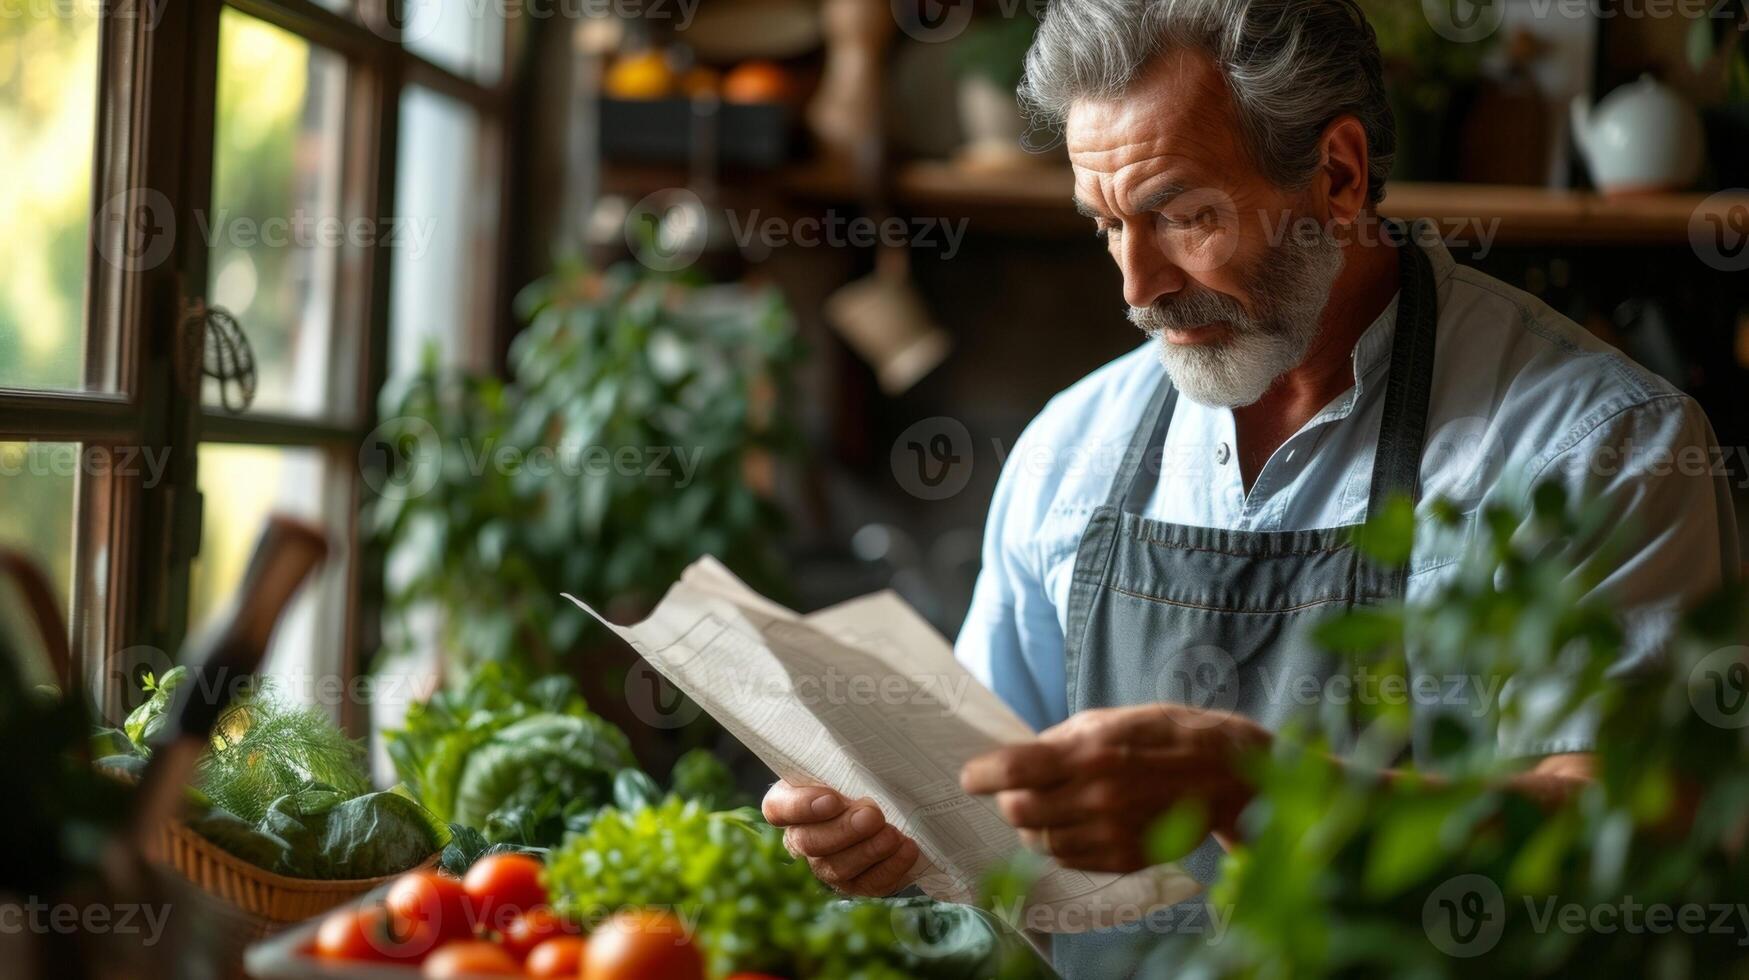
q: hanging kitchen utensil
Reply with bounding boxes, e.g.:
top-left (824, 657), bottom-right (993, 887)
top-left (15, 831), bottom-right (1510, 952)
top-left (824, 241), bottom-right (952, 396)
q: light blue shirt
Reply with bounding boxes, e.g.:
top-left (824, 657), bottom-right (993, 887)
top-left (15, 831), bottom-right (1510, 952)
top-left (954, 236), bottom-right (1740, 755)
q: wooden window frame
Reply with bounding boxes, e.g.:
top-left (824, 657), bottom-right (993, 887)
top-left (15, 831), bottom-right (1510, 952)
top-left (0, 0), bottom-right (522, 730)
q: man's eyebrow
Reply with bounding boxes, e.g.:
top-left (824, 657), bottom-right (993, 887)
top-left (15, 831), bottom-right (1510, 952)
top-left (1073, 183), bottom-right (1191, 220)
top-left (1131, 182), bottom-right (1190, 214)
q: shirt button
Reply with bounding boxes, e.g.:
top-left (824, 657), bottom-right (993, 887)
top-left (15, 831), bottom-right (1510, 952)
top-left (1215, 443), bottom-right (1232, 465)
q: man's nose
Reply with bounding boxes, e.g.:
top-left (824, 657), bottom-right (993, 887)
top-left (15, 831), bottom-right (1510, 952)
top-left (1116, 228), bottom-right (1188, 310)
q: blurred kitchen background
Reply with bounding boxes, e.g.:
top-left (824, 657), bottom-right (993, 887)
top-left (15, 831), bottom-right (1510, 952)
top-left (2, 0), bottom-right (1747, 767)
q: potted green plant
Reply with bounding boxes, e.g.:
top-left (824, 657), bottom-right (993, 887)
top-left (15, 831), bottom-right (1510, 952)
top-left (951, 12), bottom-right (1044, 170)
top-left (367, 259), bottom-right (803, 745)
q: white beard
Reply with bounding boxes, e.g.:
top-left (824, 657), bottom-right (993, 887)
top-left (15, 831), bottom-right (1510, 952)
top-left (1130, 230), bottom-right (1346, 408)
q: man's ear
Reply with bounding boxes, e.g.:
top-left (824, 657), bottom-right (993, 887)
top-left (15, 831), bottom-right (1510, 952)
top-left (1315, 115), bottom-right (1372, 226)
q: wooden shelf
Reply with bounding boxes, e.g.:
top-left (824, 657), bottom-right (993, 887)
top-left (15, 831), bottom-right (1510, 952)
top-left (892, 161), bottom-right (1749, 247)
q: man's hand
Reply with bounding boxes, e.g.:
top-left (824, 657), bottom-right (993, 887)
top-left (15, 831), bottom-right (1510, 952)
top-left (960, 704), bottom-right (1272, 873)
top-left (762, 780), bottom-right (921, 896)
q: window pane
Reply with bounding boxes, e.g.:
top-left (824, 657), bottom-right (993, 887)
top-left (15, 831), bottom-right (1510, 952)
top-left (390, 86), bottom-right (498, 379)
top-left (0, 11), bottom-right (100, 391)
top-left (208, 11), bottom-right (348, 419)
top-left (0, 442), bottom-right (78, 624)
top-left (191, 444), bottom-right (347, 710)
top-left (405, 0), bottom-right (503, 85)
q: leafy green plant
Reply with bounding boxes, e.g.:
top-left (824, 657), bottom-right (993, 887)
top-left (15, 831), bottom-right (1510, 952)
top-left (386, 664), bottom-right (637, 847)
top-left (197, 690), bottom-right (372, 825)
top-left (952, 13), bottom-right (1039, 92)
top-left (369, 259), bottom-right (803, 674)
top-left (1136, 486), bottom-right (1749, 977)
top-left (99, 673), bottom-right (446, 881)
top-left (543, 797), bottom-right (1052, 979)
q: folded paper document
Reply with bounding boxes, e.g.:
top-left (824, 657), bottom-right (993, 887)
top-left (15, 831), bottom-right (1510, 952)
top-left (564, 557), bottom-right (1201, 932)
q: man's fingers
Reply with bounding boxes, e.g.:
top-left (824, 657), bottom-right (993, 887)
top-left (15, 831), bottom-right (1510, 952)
top-left (993, 778), bottom-right (1138, 829)
top-left (960, 741), bottom-right (1076, 795)
top-left (812, 825), bottom-right (904, 886)
top-left (783, 801), bottom-right (887, 856)
top-left (844, 837), bottom-right (921, 896)
top-left (1018, 819), bottom-right (1136, 859)
top-left (762, 781), bottom-right (848, 827)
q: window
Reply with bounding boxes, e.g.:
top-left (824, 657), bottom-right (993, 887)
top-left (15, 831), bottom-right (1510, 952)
top-left (0, 1), bottom-right (518, 726)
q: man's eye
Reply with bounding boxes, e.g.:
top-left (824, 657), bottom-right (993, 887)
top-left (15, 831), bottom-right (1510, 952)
top-left (1162, 209), bottom-right (1218, 230)
top-left (1094, 221), bottom-right (1120, 241)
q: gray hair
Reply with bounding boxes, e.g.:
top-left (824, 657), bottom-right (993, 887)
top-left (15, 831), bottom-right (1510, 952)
top-left (1019, 0), bottom-right (1396, 206)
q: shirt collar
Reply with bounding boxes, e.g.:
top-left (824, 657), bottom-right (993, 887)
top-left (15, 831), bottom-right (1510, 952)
top-left (1313, 221), bottom-right (1453, 424)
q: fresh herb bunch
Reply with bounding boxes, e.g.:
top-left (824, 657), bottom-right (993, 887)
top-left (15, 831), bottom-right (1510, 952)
top-left (1142, 485), bottom-right (1749, 978)
top-left (99, 671), bottom-right (445, 881)
top-left (198, 689), bottom-right (372, 824)
top-left (368, 259), bottom-right (803, 674)
top-left (386, 664), bottom-right (636, 847)
top-left (546, 798), bottom-right (828, 977)
top-left (545, 798), bottom-right (1054, 979)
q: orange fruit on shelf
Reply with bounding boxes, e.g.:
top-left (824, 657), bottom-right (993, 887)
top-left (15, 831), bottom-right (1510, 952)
top-left (721, 60), bottom-right (793, 105)
top-left (680, 66), bottom-right (721, 98)
top-left (606, 50), bottom-right (676, 100)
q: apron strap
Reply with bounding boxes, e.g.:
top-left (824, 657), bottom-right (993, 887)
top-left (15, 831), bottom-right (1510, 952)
top-left (1357, 239), bottom-right (1442, 600)
top-left (1112, 374), bottom-right (1178, 512)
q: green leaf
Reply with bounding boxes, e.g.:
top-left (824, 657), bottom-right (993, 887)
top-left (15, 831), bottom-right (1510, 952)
top-left (1352, 494), bottom-right (1416, 566)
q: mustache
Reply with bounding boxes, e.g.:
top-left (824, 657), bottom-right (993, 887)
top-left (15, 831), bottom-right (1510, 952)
top-left (1128, 287), bottom-right (1252, 336)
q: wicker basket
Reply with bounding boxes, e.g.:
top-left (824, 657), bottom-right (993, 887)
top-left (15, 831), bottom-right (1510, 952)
top-left (145, 818), bottom-right (435, 927)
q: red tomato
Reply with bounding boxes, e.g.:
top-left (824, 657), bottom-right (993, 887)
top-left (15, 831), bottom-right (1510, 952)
top-left (525, 936), bottom-right (588, 978)
top-left (421, 940), bottom-right (520, 977)
top-left (462, 853), bottom-right (549, 933)
top-left (501, 907), bottom-right (578, 960)
top-left (314, 904), bottom-right (437, 962)
top-left (313, 905), bottom-right (393, 963)
top-left (387, 870), bottom-right (476, 941)
top-left (583, 909), bottom-right (705, 980)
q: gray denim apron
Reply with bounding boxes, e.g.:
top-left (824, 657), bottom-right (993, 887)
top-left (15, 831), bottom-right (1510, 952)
top-left (1050, 242), bottom-right (1440, 979)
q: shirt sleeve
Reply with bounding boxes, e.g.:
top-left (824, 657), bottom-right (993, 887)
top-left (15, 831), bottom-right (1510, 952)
top-left (954, 418), bottom-right (1073, 733)
top-left (1496, 393), bottom-right (1742, 757)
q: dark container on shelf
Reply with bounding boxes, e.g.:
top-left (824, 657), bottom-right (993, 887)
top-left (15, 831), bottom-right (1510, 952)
top-left (599, 97), bottom-right (795, 170)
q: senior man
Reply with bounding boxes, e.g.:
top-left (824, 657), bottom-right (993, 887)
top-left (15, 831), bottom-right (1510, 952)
top-left (765, 0), bottom-right (1740, 975)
